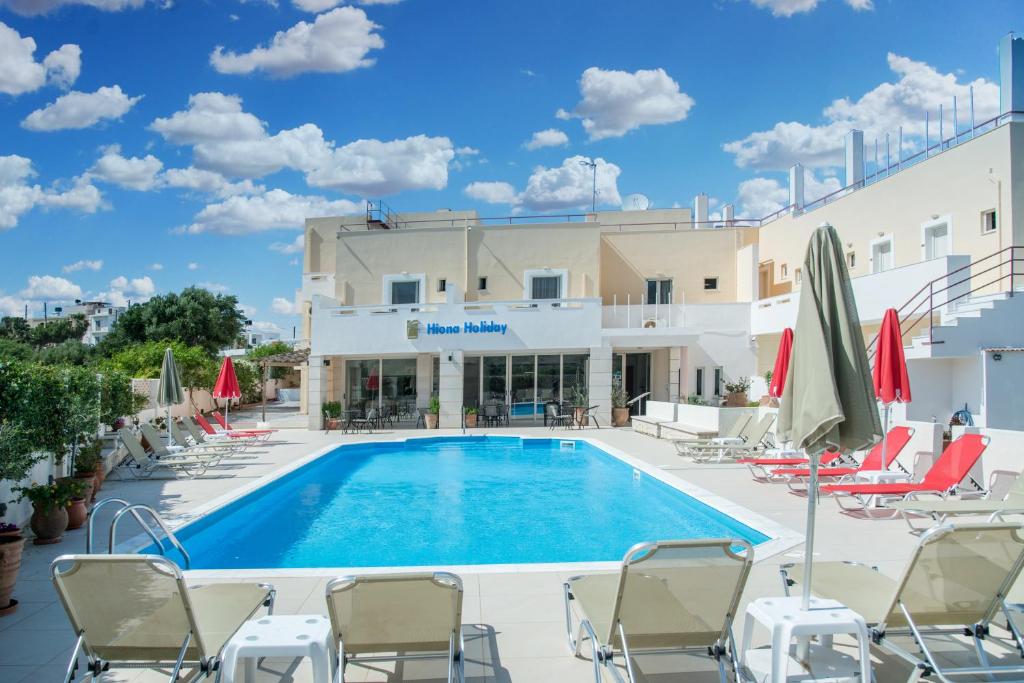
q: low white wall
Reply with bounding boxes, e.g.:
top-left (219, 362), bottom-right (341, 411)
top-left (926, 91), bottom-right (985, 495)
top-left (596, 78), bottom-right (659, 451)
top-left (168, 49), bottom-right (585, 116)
top-left (674, 404), bottom-right (758, 434)
top-left (983, 350), bottom-right (1024, 431)
top-left (0, 453), bottom-right (56, 528)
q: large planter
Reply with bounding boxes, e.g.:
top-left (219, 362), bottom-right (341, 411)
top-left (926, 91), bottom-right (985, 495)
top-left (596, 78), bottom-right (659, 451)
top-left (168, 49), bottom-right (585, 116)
top-left (0, 535), bottom-right (25, 616)
top-left (612, 407), bottom-right (630, 427)
top-left (323, 417), bottom-right (341, 431)
top-left (425, 413), bottom-right (439, 429)
top-left (93, 461), bottom-right (106, 500)
top-left (66, 498), bottom-right (88, 531)
top-left (73, 474), bottom-right (95, 507)
top-left (30, 503), bottom-right (68, 545)
top-left (465, 414), bottom-right (478, 428)
top-left (724, 391), bottom-right (749, 408)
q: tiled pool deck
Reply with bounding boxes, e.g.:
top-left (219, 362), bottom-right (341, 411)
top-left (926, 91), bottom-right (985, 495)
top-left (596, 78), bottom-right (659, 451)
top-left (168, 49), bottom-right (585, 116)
top-left (1, 425), bottom-right (1017, 682)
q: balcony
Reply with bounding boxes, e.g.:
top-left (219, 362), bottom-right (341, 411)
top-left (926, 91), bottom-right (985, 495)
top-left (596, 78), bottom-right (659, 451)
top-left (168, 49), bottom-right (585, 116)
top-left (297, 272), bottom-right (336, 305)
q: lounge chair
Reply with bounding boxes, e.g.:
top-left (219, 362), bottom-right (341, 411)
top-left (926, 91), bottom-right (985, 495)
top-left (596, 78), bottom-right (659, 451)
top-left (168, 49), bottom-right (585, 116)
top-left (889, 468), bottom-right (1024, 531)
top-left (683, 415), bottom-right (776, 463)
top-left (672, 414), bottom-right (752, 455)
top-left (821, 433), bottom-right (990, 518)
top-left (212, 411), bottom-right (275, 435)
top-left (563, 538), bottom-right (753, 683)
top-left (170, 420), bottom-right (248, 453)
top-left (741, 449), bottom-right (845, 482)
top-left (180, 417), bottom-right (253, 448)
top-left (326, 572), bottom-right (465, 683)
top-left (758, 425), bottom-right (915, 488)
top-left (781, 522), bottom-right (1024, 681)
top-left (194, 413), bottom-right (270, 441)
top-left (117, 428), bottom-right (218, 478)
top-left (51, 554), bottom-right (274, 683)
top-left (139, 423), bottom-right (232, 464)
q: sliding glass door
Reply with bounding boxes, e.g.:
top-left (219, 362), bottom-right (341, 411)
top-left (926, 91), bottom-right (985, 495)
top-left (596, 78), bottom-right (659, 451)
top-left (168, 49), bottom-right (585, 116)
top-left (509, 356), bottom-right (535, 419)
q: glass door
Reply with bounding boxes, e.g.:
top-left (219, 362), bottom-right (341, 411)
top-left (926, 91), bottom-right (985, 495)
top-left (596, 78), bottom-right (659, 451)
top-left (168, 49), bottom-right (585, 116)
top-left (463, 357), bottom-right (481, 410)
top-left (624, 352), bottom-right (651, 415)
top-left (509, 356), bottom-right (536, 420)
top-left (536, 355), bottom-right (561, 415)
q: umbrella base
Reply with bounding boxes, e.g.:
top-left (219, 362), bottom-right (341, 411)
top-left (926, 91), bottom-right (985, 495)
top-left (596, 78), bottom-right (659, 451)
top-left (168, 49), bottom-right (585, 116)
top-left (741, 643), bottom-right (865, 682)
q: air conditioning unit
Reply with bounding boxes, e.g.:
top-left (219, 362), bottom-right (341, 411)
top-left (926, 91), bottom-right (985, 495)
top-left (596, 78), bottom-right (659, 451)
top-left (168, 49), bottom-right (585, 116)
top-left (643, 318), bottom-right (659, 329)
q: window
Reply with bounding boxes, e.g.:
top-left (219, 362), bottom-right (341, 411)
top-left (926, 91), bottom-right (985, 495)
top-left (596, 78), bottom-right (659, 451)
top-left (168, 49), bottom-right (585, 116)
top-left (703, 277), bottom-right (719, 291)
top-left (871, 237), bottom-right (894, 274)
top-left (645, 278), bottom-right (673, 304)
top-left (530, 276), bottom-right (561, 300)
top-left (694, 367), bottom-right (705, 397)
top-left (437, 278), bottom-right (447, 293)
top-left (794, 268), bottom-right (802, 285)
top-left (713, 367), bottom-right (724, 397)
top-left (847, 252), bottom-right (856, 269)
top-left (982, 209), bottom-right (997, 234)
top-left (391, 280), bottom-right (419, 304)
top-left (478, 276), bottom-right (488, 291)
top-left (780, 264), bottom-right (788, 278)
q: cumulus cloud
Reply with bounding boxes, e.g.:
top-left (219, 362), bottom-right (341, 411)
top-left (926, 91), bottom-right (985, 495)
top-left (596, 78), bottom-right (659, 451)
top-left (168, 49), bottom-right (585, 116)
top-left (524, 128), bottom-right (569, 150)
top-left (196, 281), bottom-right (229, 294)
top-left (271, 296), bottom-right (298, 315)
top-left (162, 167), bottom-right (264, 198)
top-left (269, 234), bottom-right (304, 254)
top-left (0, 154), bottom-right (103, 229)
top-left (87, 145), bottom-right (163, 190)
top-left (736, 170), bottom-right (842, 217)
top-left (22, 85), bottom-right (142, 131)
top-left (187, 262), bottom-right (199, 270)
top-left (62, 259), bottom-right (103, 273)
top-left (463, 156), bottom-right (621, 212)
top-left (0, 1), bottom-right (148, 16)
top-left (724, 53), bottom-right (998, 170)
top-left (151, 91), bottom-right (456, 194)
top-left (20, 274), bottom-right (82, 300)
top-left (181, 188), bottom-right (362, 235)
top-left (150, 263), bottom-right (163, 270)
top-left (464, 181), bottom-right (517, 205)
top-left (293, 0), bottom-right (400, 10)
top-left (211, 7), bottom-right (384, 78)
top-left (99, 274), bottom-right (155, 307)
top-left (0, 21), bottom-right (80, 95)
top-left (750, 0), bottom-right (872, 17)
top-left (560, 67), bottom-right (694, 140)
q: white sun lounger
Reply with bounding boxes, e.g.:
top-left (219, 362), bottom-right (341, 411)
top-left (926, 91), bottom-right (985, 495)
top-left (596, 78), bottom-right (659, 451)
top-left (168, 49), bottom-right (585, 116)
top-left (117, 428), bottom-right (220, 478)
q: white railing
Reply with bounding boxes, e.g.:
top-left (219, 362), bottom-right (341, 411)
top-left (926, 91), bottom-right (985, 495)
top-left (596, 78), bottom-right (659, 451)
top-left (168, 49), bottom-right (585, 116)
top-left (298, 272), bottom-right (336, 304)
top-left (601, 303), bottom-right (685, 329)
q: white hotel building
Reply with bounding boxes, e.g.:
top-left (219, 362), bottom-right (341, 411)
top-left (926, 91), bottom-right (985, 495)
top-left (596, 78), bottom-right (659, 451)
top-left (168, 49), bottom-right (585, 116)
top-left (297, 34), bottom-right (1024, 433)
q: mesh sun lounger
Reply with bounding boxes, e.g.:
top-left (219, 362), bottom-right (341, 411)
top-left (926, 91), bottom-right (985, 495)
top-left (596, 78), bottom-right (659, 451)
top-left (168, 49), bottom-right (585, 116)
top-left (821, 433), bottom-right (990, 518)
top-left (741, 449), bottom-right (845, 482)
top-left (170, 420), bottom-right (248, 453)
top-left (51, 554), bottom-right (274, 683)
top-left (758, 425), bottom-right (915, 488)
top-left (180, 417), bottom-right (254, 448)
top-left (139, 423), bottom-right (232, 465)
top-left (671, 414), bottom-right (752, 454)
top-left (117, 428), bottom-right (218, 478)
top-left (889, 468), bottom-right (1024, 531)
top-left (326, 572), bottom-right (465, 683)
top-left (683, 415), bottom-right (776, 463)
top-left (194, 413), bottom-right (271, 441)
top-left (563, 538), bottom-right (753, 683)
top-left (781, 522), bottom-right (1024, 681)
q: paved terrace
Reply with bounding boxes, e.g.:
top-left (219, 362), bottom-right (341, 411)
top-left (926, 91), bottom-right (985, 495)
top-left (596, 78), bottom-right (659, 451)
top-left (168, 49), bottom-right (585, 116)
top-left (1, 424), bottom-right (1017, 682)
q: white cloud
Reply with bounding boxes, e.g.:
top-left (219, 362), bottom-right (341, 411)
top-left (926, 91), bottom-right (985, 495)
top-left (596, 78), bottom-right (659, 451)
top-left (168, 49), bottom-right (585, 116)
top-left (735, 170), bottom-right (842, 217)
top-left (288, 258), bottom-right (299, 266)
top-left (62, 259), bottom-right (102, 273)
top-left (20, 274), bottom-right (82, 300)
top-left (0, 1), bottom-right (148, 16)
top-left (99, 274), bottom-right (155, 307)
top-left (196, 281), bottom-right (229, 294)
top-left (750, 0), bottom-right (872, 17)
top-left (238, 303), bottom-right (257, 318)
top-left (211, 7), bottom-right (384, 78)
top-left (250, 320), bottom-right (282, 335)
top-left (560, 67), bottom-right (694, 140)
top-left (524, 128), bottom-right (569, 150)
top-left (519, 156), bottom-right (621, 211)
top-left (162, 166), bottom-right (263, 198)
top-left (0, 293), bottom-right (28, 317)
top-left (271, 296), bottom-right (298, 315)
top-left (292, 0), bottom-right (400, 12)
top-left (87, 145), bottom-right (163, 190)
top-left (723, 52), bottom-right (998, 170)
top-left (270, 234), bottom-right (304, 254)
top-left (150, 262), bottom-right (163, 271)
top-left (0, 21), bottom-right (80, 95)
top-left (187, 262), bottom-right (199, 270)
top-left (181, 188), bottom-right (362, 235)
top-left (22, 85), bottom-right (142, 131)
top-left (0, 154), bottom-right (103, 229)
top-left (464, 181), bottom-right (517, 205)
top-left (455, 146), bottom-right (479, 156)
top-left (151, 92), bottom-right (456, 193)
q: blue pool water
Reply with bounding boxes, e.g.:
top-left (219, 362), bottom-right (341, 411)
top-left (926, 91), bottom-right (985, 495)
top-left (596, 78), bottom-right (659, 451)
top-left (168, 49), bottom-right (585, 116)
top-left (157, 436), bottom-right (769, 569)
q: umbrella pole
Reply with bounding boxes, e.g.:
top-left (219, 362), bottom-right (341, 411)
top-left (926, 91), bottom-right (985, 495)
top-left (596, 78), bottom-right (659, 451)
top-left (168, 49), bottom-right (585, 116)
top-left (167, 406), bottom-right (173, 447)
top-left (801, 448), bottom-right (820, 611)
top-left (225, 397), bottom-right (229, 430)
top-left (881, 402), bottom-right (891, 471)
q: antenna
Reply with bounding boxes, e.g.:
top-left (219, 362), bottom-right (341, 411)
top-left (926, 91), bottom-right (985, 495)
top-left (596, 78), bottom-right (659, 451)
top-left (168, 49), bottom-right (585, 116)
top-left (624, 193), bottom-right (650, 211)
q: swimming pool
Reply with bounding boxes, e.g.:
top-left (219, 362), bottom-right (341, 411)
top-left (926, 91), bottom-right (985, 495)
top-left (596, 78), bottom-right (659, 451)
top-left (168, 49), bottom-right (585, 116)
top-left (155, 436), bottom-right (770, 569)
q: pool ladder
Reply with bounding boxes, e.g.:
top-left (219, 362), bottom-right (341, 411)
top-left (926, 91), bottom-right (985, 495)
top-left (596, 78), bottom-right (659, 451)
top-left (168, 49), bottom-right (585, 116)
top-left (86, 498), bottom-right (192, 569)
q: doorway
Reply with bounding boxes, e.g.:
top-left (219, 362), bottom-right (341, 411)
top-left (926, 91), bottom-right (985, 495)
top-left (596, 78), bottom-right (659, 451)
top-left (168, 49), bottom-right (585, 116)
top-left (617, 353), bottom-right (651, 415)
top-left (923, 221), bottom-right (950, 260)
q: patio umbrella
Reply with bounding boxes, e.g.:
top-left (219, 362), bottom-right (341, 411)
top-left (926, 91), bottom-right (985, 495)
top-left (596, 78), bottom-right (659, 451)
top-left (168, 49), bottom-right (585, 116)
top-left (873, 308), bottom-right (912, 472)
top-left (779, 223), bottom-right (881, 611)
top-left (768, 327), bottom-right (794, 398)
top-left (157, 347), bottom-right (185, 446)
top-left (213, 356), bottom-right (242, 429)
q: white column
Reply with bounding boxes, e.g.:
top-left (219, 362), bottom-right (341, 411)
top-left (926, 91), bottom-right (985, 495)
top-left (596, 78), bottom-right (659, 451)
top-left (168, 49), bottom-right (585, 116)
top-left (307, 355), bottom-right (328, 430)
top-left (693, 193), bottom-right (709, 227)
top-left (1000, 33), bottom-right (1024, 122)
top-left (438, 350), bottom-right (464, 429)
top-left (668, 347), bottom-right (683, 403)
top-left (588, 345), bottom-right (613, 426)
top-left (845, 130), bottom-right (864, 188)
top-left (722, 203), bottom-right (734, 227)
top-left (789, 163), bottom-right (804, 210)
top-left (415, 354), bottom-right (432, 409)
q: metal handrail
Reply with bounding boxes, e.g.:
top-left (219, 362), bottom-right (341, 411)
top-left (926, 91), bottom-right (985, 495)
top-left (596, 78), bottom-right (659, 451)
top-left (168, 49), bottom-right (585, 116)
top-left (105, 502), bottom-right (192, 569)
top-left (86, 498), bottom-right (160, 554)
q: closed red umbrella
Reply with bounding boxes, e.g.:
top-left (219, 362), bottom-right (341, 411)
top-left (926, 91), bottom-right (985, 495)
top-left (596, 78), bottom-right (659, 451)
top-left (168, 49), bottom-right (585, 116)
top-left (768, 327), bottom-right (794, 398)
top-left (873, 308), bottom-right (912, 470)
top-left (213, 356), bottom-right (242, 427)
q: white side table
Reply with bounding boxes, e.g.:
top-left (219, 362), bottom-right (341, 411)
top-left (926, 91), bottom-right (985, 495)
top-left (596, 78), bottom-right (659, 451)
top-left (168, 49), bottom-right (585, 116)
top-left (220, 614), bottom-right (334, 683)
top-left (740, 596), bottom-right (871, 683)
top-left (852, 470), bottom-right (911, 485)
top-left (761, 448), bottom-right (803, 458)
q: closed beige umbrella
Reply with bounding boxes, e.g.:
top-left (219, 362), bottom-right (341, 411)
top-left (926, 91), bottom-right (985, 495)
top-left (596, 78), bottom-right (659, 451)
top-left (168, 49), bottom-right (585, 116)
top-left (779, 223), bottom-right (881, 610)
top-left (157, 348), bottom-right (185, 447)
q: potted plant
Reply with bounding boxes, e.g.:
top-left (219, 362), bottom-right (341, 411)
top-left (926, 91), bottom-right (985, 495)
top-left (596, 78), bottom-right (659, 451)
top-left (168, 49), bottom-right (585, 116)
top-left (759, 369), bottom-right (778, 406)
top-left (13, 479), bottom-right (83, 545)
top-left (321, 401), bottom-right (342, 431)
top-left (464, 407), bottom-right (478, 428)
top-left (73, 440), bottom-right (101, 504)
top-left (425, 396), bottom-right (440, 429)
top-left (570, 385), bottom-right (589, 427)
top-left (724, 376), bottom-right (752, 407)
top-left (0, 523), bottom-right (24, 616)
top-left (611, 377), bottom-right (630, 427)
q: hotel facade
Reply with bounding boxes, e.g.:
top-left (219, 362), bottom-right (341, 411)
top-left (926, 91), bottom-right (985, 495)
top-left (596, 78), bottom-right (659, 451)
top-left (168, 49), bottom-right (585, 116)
top-left (297, 34), bottom-right (1024, 432)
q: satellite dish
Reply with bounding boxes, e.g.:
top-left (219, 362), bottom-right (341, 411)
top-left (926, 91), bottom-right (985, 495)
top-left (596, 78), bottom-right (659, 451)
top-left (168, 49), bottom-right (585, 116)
top-left (624, 193), bottom-right (650, 211)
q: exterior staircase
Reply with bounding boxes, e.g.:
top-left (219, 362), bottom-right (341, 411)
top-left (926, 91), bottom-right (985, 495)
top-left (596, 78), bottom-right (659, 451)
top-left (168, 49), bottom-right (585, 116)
top-left (903, 290), bottom-right (1024, 359)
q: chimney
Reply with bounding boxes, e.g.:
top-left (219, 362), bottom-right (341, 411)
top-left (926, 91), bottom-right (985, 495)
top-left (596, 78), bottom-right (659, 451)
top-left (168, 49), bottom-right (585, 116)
top-left (845, 130), bottom-right (864, 188)
top-left (789, 163), bottom-right (804, 211)
top-left (1000, 33), bottom-right (1024, 122)
top-left (694, 193), bottom-right (709, 227)
top-left (722, 203), bottom-right (734, 227)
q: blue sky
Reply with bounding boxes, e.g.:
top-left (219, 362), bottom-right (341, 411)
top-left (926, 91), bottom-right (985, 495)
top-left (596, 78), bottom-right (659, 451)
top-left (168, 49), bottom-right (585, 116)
top-left (0, 0), bottom-right (1018, 335)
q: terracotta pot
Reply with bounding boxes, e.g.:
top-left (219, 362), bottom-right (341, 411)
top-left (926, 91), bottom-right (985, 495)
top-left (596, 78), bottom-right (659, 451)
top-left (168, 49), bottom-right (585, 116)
top-left (425, 413), bottom-right (439, 429)
top-left (66, 498), bottom-right (88, 530)
top-left (30, 503), bottom-right (68, 545)
top-left (724, 391), bottom-right (749, 408)
top-left (324, 417), bottom-right (341, 431)
top-left (73, 474), bottom-right (95, 507)
top-left (612, 407), bottom-right (630, 427)
top-left (465, 414), bottom-right (478, 428)
top-left (0, 535), bottom-right (25, 616)
top-left (93, 461), bottom-right (106, 499)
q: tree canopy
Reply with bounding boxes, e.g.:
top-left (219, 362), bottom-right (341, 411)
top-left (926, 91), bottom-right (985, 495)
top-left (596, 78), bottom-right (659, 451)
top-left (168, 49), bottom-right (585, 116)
top-left (0, 314), bottom-right (88, 349)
